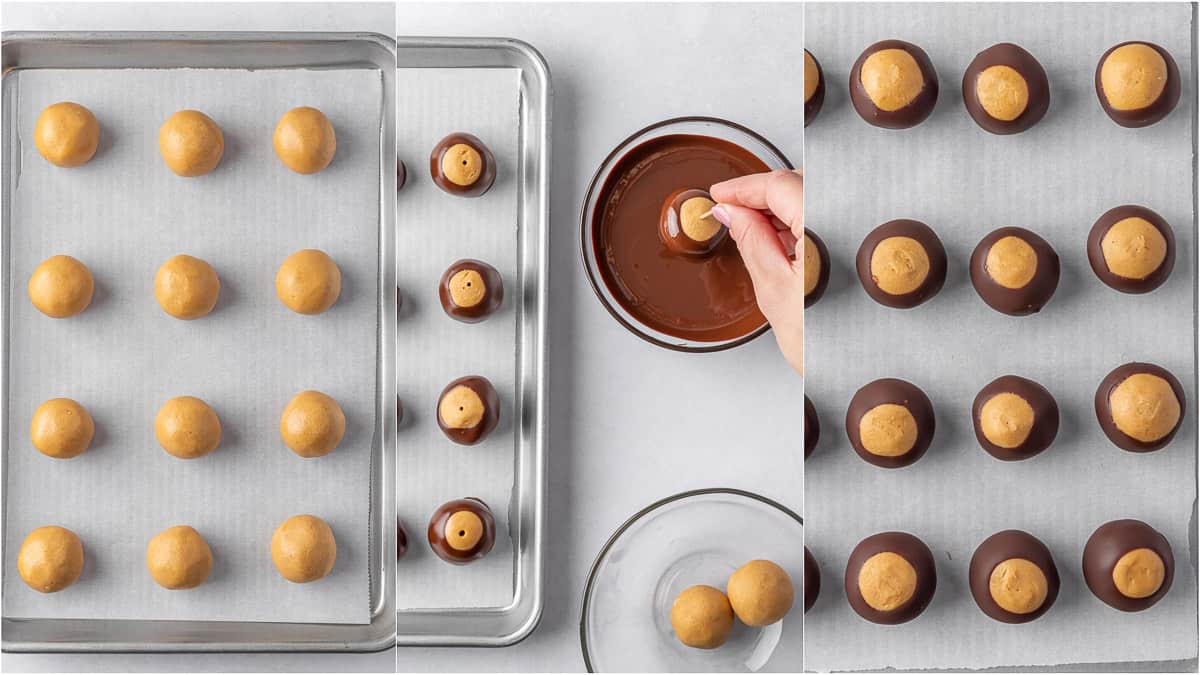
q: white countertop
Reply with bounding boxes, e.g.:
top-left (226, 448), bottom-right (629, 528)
top-left (1, 2), bottom-right (803, 671)
top-left (395, 2), bottom-right (803, 672)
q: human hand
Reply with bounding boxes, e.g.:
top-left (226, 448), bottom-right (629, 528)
top-left (709, 169), bottom-right (804, 375)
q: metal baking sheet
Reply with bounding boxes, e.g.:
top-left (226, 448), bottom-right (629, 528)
top-left (394, 38), bottom-right (549, 647)
top-left (804, 2), bottom-right (1197, 671)
top-left (1, 32), bottom-right (396, 652)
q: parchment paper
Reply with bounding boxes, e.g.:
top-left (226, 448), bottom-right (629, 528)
top-left (804, 2), bottom-right (1197, 670)
top-left (2, 67), bottom-right (382, 624)
top-left (394, 68), bottom-right (520, 609)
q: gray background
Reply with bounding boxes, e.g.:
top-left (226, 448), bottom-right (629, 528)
top-left (805, 2), bottom-right (1197, 671)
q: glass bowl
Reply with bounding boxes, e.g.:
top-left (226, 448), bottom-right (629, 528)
top-left (579, 117), bottom-right (794, 352)
top-left (580, 488), bottom-right (804, 672)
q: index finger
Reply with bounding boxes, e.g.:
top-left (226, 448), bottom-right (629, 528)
top-left (710, 169), bottom-right (804, 235)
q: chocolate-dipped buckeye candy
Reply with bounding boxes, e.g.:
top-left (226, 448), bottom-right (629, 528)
top-left (804, 547), bottom-right (820, 612)
top-left (856, 219), bottom-right (947, 309)
top-left (804, 50), bottom-right (825, 127)
top-left (397, 159), bottom-right (407, 191)
top-left (970, 227), bottom-right (1059, 315)
top-left (1083, 519), bottom-right (1174, 611)
top-left (962, 43), bottom-right (1050, 135)
top-left (427, 498), bottom-right (496, 564)
top-left (804, 228), bottom-right (831, 308)
top-left (430, 133), bottom-right (496, 197)
top-left (437, 376), bottom-right (500, 445)
top-left (658, 189), bottom-right (727, 256)
top-left (439, 259), bottom-right (503, 322)
top-left (846, 378), bottom-right (935, 468)
top-left (849, 40), bottom-right (939, 129)
top-left (972, 375), bottom-right (1059, 461)
top-left (397, 519), bottom-right (408, 559)
top-left (1087, 205), bottom-right (1175, 294)
top-left (845, 532), bottom-right (936, 624)
top-left (804, 395), bottom-right (820, 459)
top-left (1095, 362), bottom-right (1185, 453)
top-left (1096, 42), bottom-right (1181, 128)
top-left (969, 530), bottom-right (1060, 623)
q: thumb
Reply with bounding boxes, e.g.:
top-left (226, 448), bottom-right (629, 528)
top-left (712, 203), bottom-right (795, 293)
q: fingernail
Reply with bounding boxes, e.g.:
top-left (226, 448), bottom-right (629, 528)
top-left (710, 204), bottom-right (730, 226)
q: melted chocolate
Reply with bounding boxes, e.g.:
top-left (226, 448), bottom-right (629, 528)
top-left (804, 394), bottom-right (820, 459)
top-left (439, 259), bottom-right (504, 322)
top-left (969, 227), bottom-right (1059, 315)
top-left (962, 43), bottom-right (1050, 135)
top-left (1087, 205), bottom-right (1175, 294)
top-left (844, 531), bottom-right (936, 625)
top-left (427, 498), bottom-right (496, 565)
top-left (849, 40), bottom-right (939, 129)
top-left (804, 546), bottom-right (820, 613)
top-left (856, 219), bottom-right (947, 309)
top-left (590, 134), bottom-right (772, 345)
top-left (971, 375), bottom-right (1059, 461)
top-left (845, 378), bottom-right (935, 469)
top-left (430, 133), bottom-right (496, 197)
top-left (1094, 362), bottom-right (1185, 453)
top-left (969, 530), bottom-right (1060, 623)
top-left (1083, 519), bottom-right (1174, 611)
top-left (1096, 42), bottom-right (1181, 128)
top-left (436, 376), bottom-right (500, 445)
top-left (805, 228), bottom-right (831, 308)
top-left (805, 50), bottom-right (825, 128)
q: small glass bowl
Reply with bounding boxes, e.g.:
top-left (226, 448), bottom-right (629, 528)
top-left (580, 488), bottom-right (804, 672)
top-left (579, 117), bottom-right (795, 353)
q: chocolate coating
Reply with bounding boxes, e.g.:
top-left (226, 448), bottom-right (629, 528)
top-left (1083, 519), bottom-right (1174, 611)
top-left (1087, 205), bottom-right (1175, 294)
top-left (805, 228), bottom-right (831, 308)
top-left (804, 547), bottom-right (820, 612)
top-left (845, 378), bottom-right (935, 468)
top-left (856, 219), bottom-right (947, 309)
top-left (658, 188), bottom-right (727, 256)
top-left (844, 532), bottom-right (936, 625)
top-left (962, 43), bottom-right (1050, 135)
top-left (397, 519), bottom-right (408, 559)
top-left (1094, 362), bottom-right (1185, 452)
top-left (397, 396), bottom-right (404, 425)
top-left (970, 227), bottom-right (1059, 315)
top-left (436, 376), bottom-right (500, 445)
top-left (805, 50), bottom-right (825, 128)
top-left (427, 498), bottom-right (496, 565)
top-left (429, 133), bottom-right (496, 197)
top-left (804, 394), bottom-right (820, 459)
top-left (439, 259), bottom-right (504, 322)
top-left (969, 530), bottom-right (1060, 623)
top-left (849, 40), bottom-right (939, 129)
top-left (397, 159), bottom-right (407, 191)
top-left (1095, 42), bottom-right (1181, 128)
top-left (972, 375), bottom-right (1059, 461)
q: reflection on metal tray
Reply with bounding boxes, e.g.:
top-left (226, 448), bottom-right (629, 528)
top-left (394, 37), bottom-right (550, 647)
top-left (0, 31), bottom-right (396, 653)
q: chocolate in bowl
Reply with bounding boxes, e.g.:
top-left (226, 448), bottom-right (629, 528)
top-left (582, 119), bottom-right (792, 351)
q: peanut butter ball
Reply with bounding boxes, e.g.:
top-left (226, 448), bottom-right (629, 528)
top-left (727, 559), bottom-right (795, 626)
top-left (1095, 362), bottom-right (1184, 452)
top-left (158, 110), bottom-right (224, 177)
top-left (1088, 205), bottom-right (1175, 294)
top-left (276, 249), bottom-right (341, 315)
top-left (972, 375), bottom-right (1059, 461)
top-left (30, 397), bottom-right (94, 459)
top-left (850, 40), bottom-right (939, 129)
top-left (273, 107), bottom-right (337, 174)
top-left (659, 189), bottom-right (727, 256)
top-left (962, 43), bottom-right (1050, 135)
top-left (439, 259), bottom-right (504, 322)
top-left (845, 531), bottom-right (936, 625)
top-left (430, 133), bottom-right (496, 197)
top-left (271, 514), bottom-right (337, 583)
top-left (427, 498), bottom-right (496, 564)
top-left (155, 254), bottom-right (220, 320)
top-left (437, 376), bottom-right (500, 445)
top-left (155, 396), bottom-right (221, 459)
top-left (670, 585), bottom-right (735, 649)
top-left (34, 102), bottom-right (99, 168)
top-left (856, 219), bottom-right (947, 308)
top-left (969, 530), bottom-right (1059, 623)
top-left (280, 390), bottom-right (346, 458)
top-left (1083, 519), bottom-right (1174, 611)
top-left (970, 227), bottom-right (1060, 315)
top-left (1096, 41), bottom-right (1180, 128)
top-left (146, 525), bottom-right (213, 590)
top-left (18, 525), bottom-right (84, 593)
top-left (28, 255), bottom-right (94, 318)
top-left (846, 378), bottom-right (936, 468)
